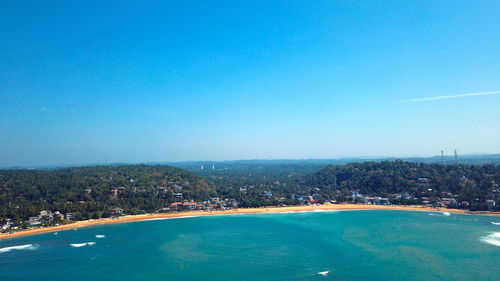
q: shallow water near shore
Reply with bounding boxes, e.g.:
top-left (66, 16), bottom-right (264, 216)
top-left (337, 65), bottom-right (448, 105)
top-left (1, 210), bottom-right (499, 281)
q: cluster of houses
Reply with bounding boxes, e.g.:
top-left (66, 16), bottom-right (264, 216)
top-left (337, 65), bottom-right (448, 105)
top-left (109, 178), bottom-right (193, 199)
top-left (3, 175), bottom-right (498, 233)
top-left (364, 197), bottom-right (391, 205)
top-left (27, 210), bottom-right (69, 226)
top-left (345, 176), bottom-right (499, 209)
top-left (293, 194), bottom-right (318, 204)
top-left (349, 191), bottom-right (391, 205)
top-left (2, 219), bottom-right (14, 230)
top-left (418, 196), bottom-right (496, 209)
top-left (167, 197), bottom-right (239, 211)
top-left (2, 210), bottom-right (76, 231)
top-left (417, 176), bottom-right (498, 209)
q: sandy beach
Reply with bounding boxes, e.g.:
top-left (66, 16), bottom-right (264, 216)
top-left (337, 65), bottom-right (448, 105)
top-left (1, 204), bottom-right (498, 240)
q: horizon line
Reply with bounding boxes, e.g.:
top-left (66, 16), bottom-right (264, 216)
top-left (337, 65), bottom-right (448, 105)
top-left (2, 153), bottom-right (499, 169)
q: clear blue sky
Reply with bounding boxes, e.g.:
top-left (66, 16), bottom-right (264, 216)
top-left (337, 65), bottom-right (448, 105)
top-left (1, 1), bottom-right (499, 166)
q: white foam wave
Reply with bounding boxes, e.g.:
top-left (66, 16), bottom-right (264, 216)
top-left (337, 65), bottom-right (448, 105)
top-left (491, 222), bottom-right (500, 226)
top-left (95, 234), bottom-right (106, 238)
top-left (143, 218), bottom-right (170, 221)
top-left (70, 242), bottom-right (96, 248)
top-left (0, 244), bottom-right (38, 253)
top-left (480, 232), bottom-right (500, 247)
top-left (318, 271), bottom-right (330, 276)
top-left (442, 212), bottom-right (451, 216)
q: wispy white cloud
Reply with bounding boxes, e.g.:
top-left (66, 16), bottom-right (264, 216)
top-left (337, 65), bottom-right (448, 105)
top-left (40, 107), bottom-right (48, 111)
top-left (398, 90), bottom-right (500, 103)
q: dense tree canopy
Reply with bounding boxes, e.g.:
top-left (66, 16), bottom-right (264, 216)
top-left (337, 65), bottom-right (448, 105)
top-left (1, 161), bottom-right (499, 228)
top-left (303, 161), bottom-right (500, 210)
top-left (0, 165), bottom-right (215, 224)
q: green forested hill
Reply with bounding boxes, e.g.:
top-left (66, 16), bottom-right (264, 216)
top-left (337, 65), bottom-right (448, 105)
top-left (303, 161), bottom-right (500, 210)
top-left (0, 165), bottom-right (215, 224)
top-left (2, 161), bottom-right (500, 227)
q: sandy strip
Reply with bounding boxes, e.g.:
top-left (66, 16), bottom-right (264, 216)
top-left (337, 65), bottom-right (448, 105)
top-left (1, 204), bottom-right (498, 240)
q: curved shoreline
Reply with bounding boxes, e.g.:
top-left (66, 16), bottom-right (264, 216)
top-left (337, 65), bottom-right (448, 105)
top-left (1, 204), bottom-right (498, 240)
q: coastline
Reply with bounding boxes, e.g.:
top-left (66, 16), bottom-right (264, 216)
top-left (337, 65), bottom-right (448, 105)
top-left (1, 204), bottom-right (499, 240)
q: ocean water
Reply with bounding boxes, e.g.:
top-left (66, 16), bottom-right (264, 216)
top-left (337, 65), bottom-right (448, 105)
top-left (1, 210), bottom-right (499, 281)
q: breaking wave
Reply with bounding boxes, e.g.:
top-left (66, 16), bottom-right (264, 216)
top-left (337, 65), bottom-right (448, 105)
top-left (491, 222), bottom-right (500, 226)
top-left (70, 242), bottom-right (96, 248)
top-left (143, 218), bottom-right (170, 221)
top-left (0, 244), bottom-right (38, 253)
top-left (95, 234), bottom-right (106, 238)
top-left (480, 232), bottom-right (500, 247)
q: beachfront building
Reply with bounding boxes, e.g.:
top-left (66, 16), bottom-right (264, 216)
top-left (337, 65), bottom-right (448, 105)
top-left (168, 201), bottom-right (208, 211)
top-left (26, 210), bottom-right (56, 226)
top-left (54, 211), bottom-right (65, 221)
top-left (183, 202), bottom-right (197, 210)
top-left (1, 219), bottom-right (13, 230)
top-left (378, 198), bottom-right (390, 205)
top-left (169, 202), bottom-right (183, 211)
top-left (28, 217), bottom-right (41, 226)
top-left (39, 210), bottom-right (54, 223)
top-left (440, 198), bottom-right (456, 207)
top-left (293, 194), bottom-right (316, 204)
top-left (364, 197), bottom-right (390, 205)
top-left (486, 200), bottom-right (496, 208)
top-left (226, 199), bottom-right (239, 208)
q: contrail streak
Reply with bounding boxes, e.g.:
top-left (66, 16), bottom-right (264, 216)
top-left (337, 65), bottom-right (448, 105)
top-left (398, 90), bottom-right (500, 103)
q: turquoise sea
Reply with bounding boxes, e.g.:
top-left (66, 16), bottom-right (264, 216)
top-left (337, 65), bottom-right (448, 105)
top-left (1, 210), bottom-right (499, 281)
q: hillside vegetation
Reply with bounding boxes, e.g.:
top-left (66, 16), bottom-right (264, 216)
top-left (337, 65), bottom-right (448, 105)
top-left (304, 161), bottom-right (500, 210)
top-left (2, 161), bottom-right (499, 229)
top-left (0, 165), bottom-right (215, 224)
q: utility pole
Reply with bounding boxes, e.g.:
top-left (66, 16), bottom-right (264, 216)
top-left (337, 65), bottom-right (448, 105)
top-left (454, 149), bottom-right (458, 165)
top-left (441, 150), bottom-right (444, 165)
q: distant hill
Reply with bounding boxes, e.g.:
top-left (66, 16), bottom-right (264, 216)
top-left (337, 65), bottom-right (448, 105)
top-left (3, 154), bottom-right (500, 170)
top-left (172, 154), bottom-right (500, 175)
